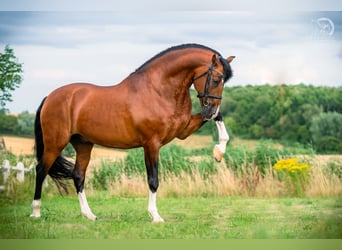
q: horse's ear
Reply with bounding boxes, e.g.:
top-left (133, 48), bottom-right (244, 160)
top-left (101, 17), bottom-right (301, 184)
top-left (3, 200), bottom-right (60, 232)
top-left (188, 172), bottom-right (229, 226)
top-left (211, 54), bottom-right (219, 66)
top-left (227, 56), bottom-right (236, 63)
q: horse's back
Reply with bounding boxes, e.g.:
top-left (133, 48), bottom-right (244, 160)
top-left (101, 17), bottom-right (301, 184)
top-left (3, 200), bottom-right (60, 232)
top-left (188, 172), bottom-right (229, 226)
top-left (41, 83), bottom-right (103, 122)
top-left (41, 82), bottom-right (142, 148)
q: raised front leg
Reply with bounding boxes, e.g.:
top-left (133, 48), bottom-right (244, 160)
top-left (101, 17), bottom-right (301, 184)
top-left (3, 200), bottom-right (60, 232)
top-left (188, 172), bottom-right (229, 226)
top-left (212, 114), bottom-right (230, 162)
top-left (177, 114), bottom-right (207, 140)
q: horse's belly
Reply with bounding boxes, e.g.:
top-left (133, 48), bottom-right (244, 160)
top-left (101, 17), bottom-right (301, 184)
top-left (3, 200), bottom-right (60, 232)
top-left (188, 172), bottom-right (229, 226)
top-left (85, 132), bottom-right (141, 149)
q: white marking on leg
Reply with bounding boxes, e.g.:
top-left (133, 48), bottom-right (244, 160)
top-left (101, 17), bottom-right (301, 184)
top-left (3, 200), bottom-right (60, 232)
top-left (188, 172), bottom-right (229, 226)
top-left (213, 120), bottom-right (229, 162)
top-left (78, 190), bottom-right (97, 221)
top-left (30, 199), bottom-right (41, 218)
top-left (148, 190), bottom-right (164, 223)
top-left (216, 120), bottom-right (229, 153)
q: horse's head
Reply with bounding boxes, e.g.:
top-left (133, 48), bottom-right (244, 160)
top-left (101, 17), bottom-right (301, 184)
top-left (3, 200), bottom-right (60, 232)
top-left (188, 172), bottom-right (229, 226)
top-left (193, 54), bottom-right (235, 120)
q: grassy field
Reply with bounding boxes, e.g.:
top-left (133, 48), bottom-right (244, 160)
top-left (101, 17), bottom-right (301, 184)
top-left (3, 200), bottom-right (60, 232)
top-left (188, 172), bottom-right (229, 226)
top-left (0, 194), bottom-right (341, 239)
top-left (1, 135), bottom-right (341, 239)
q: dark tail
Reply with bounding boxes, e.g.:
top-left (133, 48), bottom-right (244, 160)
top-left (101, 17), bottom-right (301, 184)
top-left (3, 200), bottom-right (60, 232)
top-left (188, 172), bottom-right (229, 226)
top-left (34, 97), bottom-right (74, 194)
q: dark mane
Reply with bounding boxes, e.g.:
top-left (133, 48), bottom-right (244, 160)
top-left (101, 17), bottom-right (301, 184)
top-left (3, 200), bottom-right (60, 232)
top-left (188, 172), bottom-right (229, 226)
top-left (219, 56), bottom-right (233, 83)
top-left (135, 44), bottom-right (219, 73)
top-left (134, 43), bottom-right (232, 82)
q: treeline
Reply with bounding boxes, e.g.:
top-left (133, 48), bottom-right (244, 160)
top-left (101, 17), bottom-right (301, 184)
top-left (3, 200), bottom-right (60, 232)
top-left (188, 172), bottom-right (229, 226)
top-left (0, 84), bottom-right (341, 153)
top-left (0, 110), bottom-right (35, 137)
top-left (192, 84), bottom-right (342, 153)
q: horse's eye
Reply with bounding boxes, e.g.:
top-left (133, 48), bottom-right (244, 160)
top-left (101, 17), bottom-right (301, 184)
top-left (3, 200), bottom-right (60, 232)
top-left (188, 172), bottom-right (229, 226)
top-left (212, 77), bottom-right (221, 85)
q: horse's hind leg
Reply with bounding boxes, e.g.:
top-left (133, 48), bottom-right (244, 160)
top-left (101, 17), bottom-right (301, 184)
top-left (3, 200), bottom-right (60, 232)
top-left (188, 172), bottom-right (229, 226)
top-left (30, 162), bottom-right (47, 218)
top-left (30, 150), bottom-right (62, 218)
top-left (70, 136), bottom-right (96, 221)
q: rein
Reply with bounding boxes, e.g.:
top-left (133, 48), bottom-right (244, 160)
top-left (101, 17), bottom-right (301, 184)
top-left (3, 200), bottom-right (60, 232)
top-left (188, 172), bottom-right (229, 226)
top-left (193, 62), bottom-right (224, 105)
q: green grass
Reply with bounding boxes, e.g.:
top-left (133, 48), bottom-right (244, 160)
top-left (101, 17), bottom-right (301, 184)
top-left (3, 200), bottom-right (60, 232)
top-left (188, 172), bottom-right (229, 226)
top-left (0, 138), bottom-right (341, 239)
top-left (1, 194), bottom-right (341, 239)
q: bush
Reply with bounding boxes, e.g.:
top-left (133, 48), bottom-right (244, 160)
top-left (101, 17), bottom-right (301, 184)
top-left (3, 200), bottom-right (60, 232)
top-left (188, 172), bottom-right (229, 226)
top-left (92, 159), bottom-right (124, 190)
top-left (313, 136), bottom-right (342, 154)
top-left (310, 112), bottom-right (342, 153)
top-left (254, 140), bottom-right (281, 176)
top-left (159, 144), bottom-right (193, 176)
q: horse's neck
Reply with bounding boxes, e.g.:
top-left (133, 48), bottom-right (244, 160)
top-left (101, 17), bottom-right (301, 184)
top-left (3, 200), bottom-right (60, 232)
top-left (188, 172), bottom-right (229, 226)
top-left (146, 51), bottom-right (208, 88)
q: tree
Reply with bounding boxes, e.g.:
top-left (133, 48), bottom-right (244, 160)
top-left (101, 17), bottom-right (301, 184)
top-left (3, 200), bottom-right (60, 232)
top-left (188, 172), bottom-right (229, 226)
top-left (0, 113), bottom-right (18, 134)
top-left (16, 111), bottom-right (35, 136)
top-left (0, 45), bottom-right (23, 109)
top-left (310, 112), bottom-right (342, 153)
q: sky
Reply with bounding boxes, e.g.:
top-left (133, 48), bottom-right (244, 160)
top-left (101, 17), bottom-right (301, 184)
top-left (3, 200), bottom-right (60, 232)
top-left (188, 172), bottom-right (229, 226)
top-left (0, 1), bottom-right (342, 113)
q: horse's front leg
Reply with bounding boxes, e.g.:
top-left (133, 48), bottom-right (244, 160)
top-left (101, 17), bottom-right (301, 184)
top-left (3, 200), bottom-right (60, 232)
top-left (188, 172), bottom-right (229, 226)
top-left (177, 114), bottom-right (207, 140)
top-left (212, 113), bottom-right (230, 162)
top-left (144, 142), bottom-right (164, 223)
top-left (177, 113), bottom-right (229, 162)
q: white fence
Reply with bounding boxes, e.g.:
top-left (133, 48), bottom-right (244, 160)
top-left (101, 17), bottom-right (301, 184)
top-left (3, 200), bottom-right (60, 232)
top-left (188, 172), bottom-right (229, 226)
top-left (0, 160), bottom-right (35, 191)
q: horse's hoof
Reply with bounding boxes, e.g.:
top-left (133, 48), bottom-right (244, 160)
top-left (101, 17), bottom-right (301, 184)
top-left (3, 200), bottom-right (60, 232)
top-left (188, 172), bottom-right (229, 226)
top-left (212, 145), bottom-right (223, 162)
top-left (149, 211), bottom-right (165, 224)
top-left (152, 218), bottom-right (165, 224)
top-left (82, 213), bottom-right (98, 221)
top-left (29, 214), bottom-right (41, 219)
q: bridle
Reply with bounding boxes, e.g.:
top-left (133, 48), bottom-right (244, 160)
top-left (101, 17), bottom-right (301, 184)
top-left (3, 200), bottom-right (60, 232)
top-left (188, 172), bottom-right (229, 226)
top-left (193, 60), bottom-right (224, 106)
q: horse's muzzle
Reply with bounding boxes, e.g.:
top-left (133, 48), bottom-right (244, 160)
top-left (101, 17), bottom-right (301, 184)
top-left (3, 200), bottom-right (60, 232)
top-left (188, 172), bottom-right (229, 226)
top-left (201, 105), bottom-right (220, 120)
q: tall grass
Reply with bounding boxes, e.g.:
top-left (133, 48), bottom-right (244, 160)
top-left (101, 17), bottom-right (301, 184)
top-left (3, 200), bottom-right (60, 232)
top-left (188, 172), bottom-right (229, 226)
top-left (89, 141), bottom-right (342, 198)
top-left (0, 140), bottom-right (341, 199)
top-left (1, 139), bottom-right (340, 239)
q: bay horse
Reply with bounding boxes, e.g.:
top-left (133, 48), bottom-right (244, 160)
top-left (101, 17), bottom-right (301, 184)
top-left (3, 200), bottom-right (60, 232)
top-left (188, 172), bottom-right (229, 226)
top-left (30, 44), bottom-right (235, 223)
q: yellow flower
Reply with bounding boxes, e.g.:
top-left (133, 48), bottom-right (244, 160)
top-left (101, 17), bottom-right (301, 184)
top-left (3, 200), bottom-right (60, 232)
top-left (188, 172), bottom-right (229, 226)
top-left (273, 158), bottom-right (310, 173)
